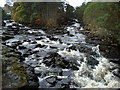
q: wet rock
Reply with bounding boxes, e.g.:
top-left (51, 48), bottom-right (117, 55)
top-left (46, 76), bottom-right (57, 84)
top-left (35, 44), bottom-right (45, 48)
top-left (2, 21), bottom-right (6, 26)
top-left (55, 27), bottom-right (64, 30)
top-left (18, 45), bottom-right (27, 49)
top-left (44, 52), bottom-right (60, 59)
top-left (22, 53), bottom-right (31, 58)
top-left (2, 35), bottom-right (14, 41)
top-left (50, 46), bottom-right (57, 49)
top-left (10, 41), bottom-right (22, 48)
top-left (7, 25), bottom-right (13, 30)
top-left (109, 59), bottom-right (120, 65)
top-left (23, 39), bottom-right (31, 42)
top-left (30, 41), bottom-right (37, 44)
top-left (23, 64), bottom-right (39, 87)
top-left (60, 84), bottom-right (70, 88)
top-left (12, 23), bottom-right (19, 26)
top-left (62, 69), bottom-right (71, 76)
top-left (2, 71), bottom-right (27, 88)
top-left (68, 45), bottom-right (77, 50)
top-left (69, 34), bottom-right (74, 37)
top-left (2, 45), bottom-right (28, 88)
top-left (85, 31), bottom-right (120, 58)
top-left (45, 28), bottom-right (67, 35)
top-left (41, 27), bottom-right (48, 30)
top-left (2, 46), bottom-right (39, 88)
top-left (55, 77), bottom-right (71, 88)
top-left (78, 45), bottom-right (97, 56)
top-left (2, 46), bottom-right (20, 59)
top-left (112, 69), bottom-right (120, 78)
top-left (99, 45), bottom-right (120, 59)
top-left (35, 37), bottom-right (43, 40)
top-left (49, 68), bottom-right (62, 76)
top-left (46, 35), bottom-right (58, 41)
top-left (86, 55), bottom-right (99, 66)
top-left (35, 67), bottom-right (62, 77)
top-left (59, 39), bottom-right (63, 44)
top-left (43, 52), bottom-right (79, 70)
top-left (85, 34), bottom-right (103, 45)
top-left (35, 50), bottom-right (48, 57)
top-left (31, 50), bottom-right (39, 54)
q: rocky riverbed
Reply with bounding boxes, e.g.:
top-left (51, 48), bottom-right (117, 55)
top-left (1, 19), bottom-right (120, 88)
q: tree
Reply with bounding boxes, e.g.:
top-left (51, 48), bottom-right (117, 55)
top-left (0, 7), bottom-right (11, 20)
top-left (65, 4), bottom-right (74, 19)
top-left (83, 2), bottom-right (120, 44)
top-left (74, 2), bottom-right (86, 21)
top-left (12, 2), bottom-right (69, 27)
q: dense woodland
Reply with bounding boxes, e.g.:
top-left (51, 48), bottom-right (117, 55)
top-left (74, 2), bottom-right (120, 45)
top-left (11, 2), bottom-right (74, 27)
top-left (1, 2), bottom-right (120, 44)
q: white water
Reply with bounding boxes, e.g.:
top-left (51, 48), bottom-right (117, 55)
top-left (57, 23), bottom-right (120, 88)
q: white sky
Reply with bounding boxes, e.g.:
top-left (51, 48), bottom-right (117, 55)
top-left (0, 0), bottom-right (6, 7)
top-left (0, 0), bottom-right (89, 7)
top-left (66, 0), bottom-right (85, 7)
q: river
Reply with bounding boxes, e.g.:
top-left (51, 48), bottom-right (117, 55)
top-left (2, 19), bottom-right (120, 88)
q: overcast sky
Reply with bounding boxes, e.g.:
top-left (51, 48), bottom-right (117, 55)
top-left (0, 0), bottom-right (87, 7)
top-left (0, 0), bottom-right (6, 7)
top-left (67, 0), bottom-right (86, 7)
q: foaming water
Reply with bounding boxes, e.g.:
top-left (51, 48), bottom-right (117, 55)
top-left (92, 45), bottom-right (101, 56)
top-left (28, 29), bottom-right (46, 34)
top-left (73, 53), bottom-right (120, 88)
top-left (57, 48), bottom-right (85, 60)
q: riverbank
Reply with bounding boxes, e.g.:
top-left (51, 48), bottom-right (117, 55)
top-left (83, 30), bottom-right (120, 59)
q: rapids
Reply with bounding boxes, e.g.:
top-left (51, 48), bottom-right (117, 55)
top-left (2, 19), bottom-right (120, 88)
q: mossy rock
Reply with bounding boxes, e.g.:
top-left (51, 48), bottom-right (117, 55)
top-left (2, 45), bottom-right (28, 88)
top-left (2, 61), bottom-right (28, 88)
